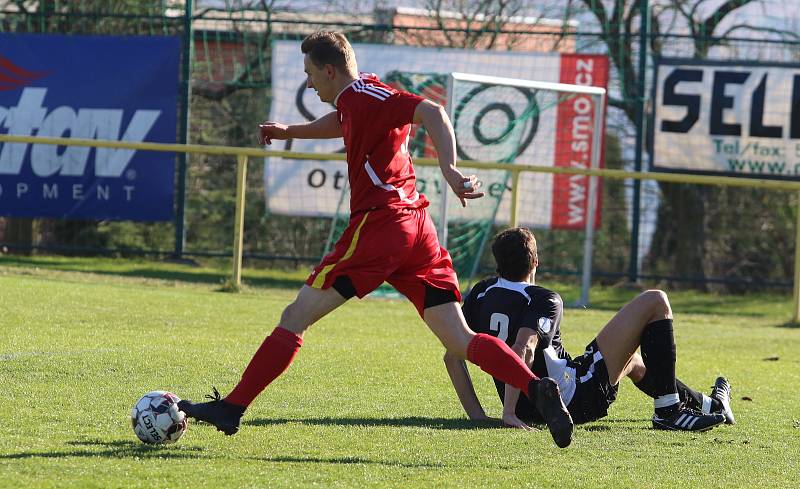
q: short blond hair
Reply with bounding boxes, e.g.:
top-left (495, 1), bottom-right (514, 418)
top-left (301, 31), bottom-right (357, 75)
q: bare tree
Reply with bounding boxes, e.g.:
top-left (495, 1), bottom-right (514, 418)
top-left (580, 0), bottom-right (799, 289)
top-left (413, 0), bottom-right (573, 50)
top-left (191, 0), bottom-right (287, 101)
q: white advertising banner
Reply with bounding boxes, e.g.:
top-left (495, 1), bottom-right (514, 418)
top-left (265, 40), bottom-right (608, 228)
top-left (651, 58), bottom-right (800, 179)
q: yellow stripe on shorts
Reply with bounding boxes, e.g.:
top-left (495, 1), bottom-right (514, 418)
top-left (311, 211), bottom-right (371, 289)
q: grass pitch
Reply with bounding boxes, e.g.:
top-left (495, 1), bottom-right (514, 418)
top-left (1, 256), bottom-right (799, 488)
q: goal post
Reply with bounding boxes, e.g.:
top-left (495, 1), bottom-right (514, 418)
top-left (323, 70), bottom-right (606, 304)
top-left (440, 72), bottom-right (607, 305)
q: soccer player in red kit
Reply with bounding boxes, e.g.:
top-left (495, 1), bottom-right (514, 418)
top-left (179, 31), bottom-right (574, 448)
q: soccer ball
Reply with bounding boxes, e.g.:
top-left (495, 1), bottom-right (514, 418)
top-left (131, 391), bottom-right (188, 444)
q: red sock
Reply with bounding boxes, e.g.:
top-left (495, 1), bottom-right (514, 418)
top-left (466, 333), bottom-right (538, 397)
top-left (224, 327), bottom-right (303, 408)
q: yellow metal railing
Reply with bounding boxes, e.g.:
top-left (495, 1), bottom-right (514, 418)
top-left (2, 133), bottom-right (800, 322)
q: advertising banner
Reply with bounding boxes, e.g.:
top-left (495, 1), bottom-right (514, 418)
top-left (651, 58), bottom-right (800, 179)
top-left (0, 34), bottom-right (180, 220)
top-left (265, 40), bottom-right (607, 229)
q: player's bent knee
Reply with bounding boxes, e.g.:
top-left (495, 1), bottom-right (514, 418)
top-left (641, 289), bottom-right (672, 318)
top-left (279, 302), bottom-right (311, 334)
top-left (626, 354), bottom-right (646, 382)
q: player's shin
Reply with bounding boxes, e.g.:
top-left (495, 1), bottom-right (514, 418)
top-left (225, 327), bottom-right (303, 407)
top-left (466, 333), bottom-right (537, 396)
top-left (465, 334), bottom-right (574, 447)
top-left (640, 319), bottom-right (680, 416)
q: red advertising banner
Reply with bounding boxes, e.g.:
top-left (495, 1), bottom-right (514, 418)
top-left (552, 54), bottom-right (608, 229)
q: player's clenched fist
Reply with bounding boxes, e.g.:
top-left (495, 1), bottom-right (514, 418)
top-left (443, 168), bottom-right (485, 207)
top-left (258, 122), bottom-right (290, 145)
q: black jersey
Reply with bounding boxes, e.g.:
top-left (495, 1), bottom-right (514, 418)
top-left (462, 277), bottom-right (576, 419)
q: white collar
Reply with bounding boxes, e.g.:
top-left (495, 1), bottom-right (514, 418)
top-left (476, 277), bottom-right (533, 304)
top-left (334, 78), bottom-right (360, 107)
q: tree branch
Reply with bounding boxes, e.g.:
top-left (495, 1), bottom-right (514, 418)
top-left (699, 0), bottom-right (755, 38)
top-left (12, 0), bottom-right (29, 14)
top-left (694, 0), bottom-right (761, 56)
top-left (193, 0), bottom-right (277, 101)
top-left (649, 3), bottom-right (664, 55)
top-left (623, 0), bottom-right (639, 42)
top-left (715, 23), bottom-right (800, 41)
top-left (582, 0), bottom-right (637, 120)
top-left (192, 7), bottom-right (216, 20)
top-left (432, 0), bottom-right (457, 48)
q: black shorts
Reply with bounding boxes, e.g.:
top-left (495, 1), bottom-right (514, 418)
top-left (514, 339), bottom-right (617, 425)
top-left (566, 339), bottom-right (618, 424)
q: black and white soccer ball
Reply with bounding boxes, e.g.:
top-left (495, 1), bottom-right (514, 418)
top-left (131, 391), bottom-right (188, 444)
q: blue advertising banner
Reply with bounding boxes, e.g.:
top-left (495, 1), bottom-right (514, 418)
top-left (0, 34), bottom-right (179, 220)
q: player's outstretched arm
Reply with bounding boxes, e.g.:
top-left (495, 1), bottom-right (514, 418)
top-left (258, 111), bottom-right (342, 145)
top-left (502, 327), bottom-right (539, 430)
top-left (443, 351), bottom-right (492, 421)
top-left (413, 100), bottom-right (484, 207)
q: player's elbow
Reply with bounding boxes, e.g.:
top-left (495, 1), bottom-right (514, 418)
top-left (428, 102), bottom-right (447, 122)
top-left (415, 99), bottom-right (446, 125)
top-left (429, 100), bottom-right (446, 115)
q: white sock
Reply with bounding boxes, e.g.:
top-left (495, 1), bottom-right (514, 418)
top-left (654, 393), bottom-right (680, 415)
top-left (701, 394), bottom-right (713, 414)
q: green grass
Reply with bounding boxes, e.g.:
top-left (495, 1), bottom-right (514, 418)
top-left (1, 256), bottom-right (799, 488)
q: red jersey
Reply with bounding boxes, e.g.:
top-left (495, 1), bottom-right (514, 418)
top-left (334, 73), bottom-right (429, 214)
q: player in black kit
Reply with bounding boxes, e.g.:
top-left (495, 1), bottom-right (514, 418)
top-left (444, 227), bottom-right (735, 432)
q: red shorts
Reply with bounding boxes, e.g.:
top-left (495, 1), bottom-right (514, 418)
top-left (306, 206), bottom-right (461, 316)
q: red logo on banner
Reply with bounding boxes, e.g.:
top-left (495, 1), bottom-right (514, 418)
top-left (0, 55), bottom-right (47, 91)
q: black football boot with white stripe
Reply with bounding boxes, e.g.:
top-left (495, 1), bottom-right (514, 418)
top-left (652, 405), bottom-right (725, 432)
top-left (710, 376), bottom-right (736, 425)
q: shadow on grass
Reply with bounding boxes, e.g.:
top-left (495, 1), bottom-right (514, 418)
top-left (583, 418), bottom-right (648, 424)
top-left (245, 416), bottom-right (503, 430)
top-left (577, 419), bottom-right (652, 432)
top-left (0, 440), bottom-right (487, 470)
top-left (249, 455), bottom-right (451, 469)
top-left (0, 256), bottom-right (306, 290)
top-left (244, 416), bottom-right (655, 432)
top-left (579, 295), bottom-right (783, 317)
top-left (0, 439), bottom-right (205, 460)
top-left (560, 281), bottom-right (793, 318)
top-left (5, 256), bottom-right (792, 317)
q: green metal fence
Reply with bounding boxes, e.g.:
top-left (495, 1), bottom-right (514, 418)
top-left (2, 0), bottom-right (799, 292)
